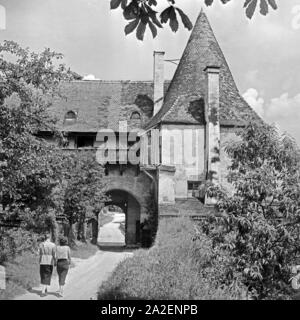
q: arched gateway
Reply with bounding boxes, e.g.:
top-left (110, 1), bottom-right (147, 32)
top-left (103, 190), bottom-right (140, 245)
top-left (100, 165), bottom-right (155, 246)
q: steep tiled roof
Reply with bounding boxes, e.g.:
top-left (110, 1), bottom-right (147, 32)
top-left (146, 10), bottom-right (260, 129)
top-left (47, 80), bottom-right (170, 132)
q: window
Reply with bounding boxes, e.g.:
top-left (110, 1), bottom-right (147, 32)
top-left (134, 95), bottom-right (154, 117)
top-left (188, 181), bottom-right (201, 191)
top-left (76, 136), bottom-right (94, 148)
top-left (64, 111), bottom-right (77, 125)
top-left (130, 111), bottom-right (141, 120)
top-left (187, 181), bottom-right (202, 198)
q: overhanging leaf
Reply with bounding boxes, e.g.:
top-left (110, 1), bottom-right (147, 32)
top-left (124, 18), bottom-right (140, 35)
top-left (260, 0), bottom-right (268, 15)
top-left (123, 2), bottom-right (139, 20)
top-left (121, 0), bottom-right (128, 10)
top-left (244, 0), bottom-right (252, 8)
top-left (168, 6), bottom-right (178, 32)
top-left (160, 6), bottom-right (172, 24)
top-left (146, 6), bottom-right (162, 28)
top-left (205, 0), bottom-right (214, 6)
top-left (267, 0), bottom-right (277, 10)
top-left (169, 16), bottom-right (179, 32)
top-left (245, 0), bottom-right (258, 19)
top-left (136, 21), bottom-right (147, 41)
top-left (110, 0), bottom-right (122, 10)
top-left (148, 20), bottom-right (158, 38)
top-left (176, 8), bottom-right (193, 31)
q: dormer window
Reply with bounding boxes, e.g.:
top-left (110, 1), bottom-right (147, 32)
top-left (130, 111), bottom-right (141, 120)
top-left (64, 110), bottom-right (77, 125)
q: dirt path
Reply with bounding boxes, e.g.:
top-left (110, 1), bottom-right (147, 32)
top-left (15, 214), bottom-right (132, 300)
top-left (98, 213), bottom-right (125, 246)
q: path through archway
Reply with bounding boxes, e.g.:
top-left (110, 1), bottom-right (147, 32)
top-left (98, 205), bottom-right (125, 246)
top-left (98, 190), bottom-right (141, 247)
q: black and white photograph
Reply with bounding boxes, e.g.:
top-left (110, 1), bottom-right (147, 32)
top-left (0, 0), bottom-right (300, 305)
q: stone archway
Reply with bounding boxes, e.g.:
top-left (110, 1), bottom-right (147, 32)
top-left (99, 165), bottom-right (157, 247)
top-left (99, 189), bottom-right (141, 246)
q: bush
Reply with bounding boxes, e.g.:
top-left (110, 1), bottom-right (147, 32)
top-left (206, 122), bottom-right (300, 299)
top-left (0, 228), bottom-right (39, 264)
top-left (97, 217), bottom-right (246, 300)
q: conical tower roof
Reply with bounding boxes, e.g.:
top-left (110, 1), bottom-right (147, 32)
top-left (146, 10), bottom-right (259, 128)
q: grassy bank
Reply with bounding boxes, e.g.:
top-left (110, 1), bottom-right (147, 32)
top-left (97, 217), bottom-right (246, 300)
top-left (0, 251), bottom-right (40, 300)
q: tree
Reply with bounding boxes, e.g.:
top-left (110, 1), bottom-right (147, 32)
top-left (205, 122), bottom-right (300, 299)
top-left (62, 151), bottom-right (107, 245)
top-left (0, 41), bottom-right (73, 258)
top-left (0, 41), bottom-right (107, 254)
top-left (110, 0), bottom-right (278, 40)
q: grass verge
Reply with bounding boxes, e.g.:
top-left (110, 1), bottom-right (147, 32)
top-left (0, 251), bottom-right (40, 300)
top-left (97, 217), bottom-right (246, 300)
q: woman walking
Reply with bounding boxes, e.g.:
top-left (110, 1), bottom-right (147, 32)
top-left (39, 232), bottom-right (56, 296)
top-left (56, 236), bottom-right (71, 297)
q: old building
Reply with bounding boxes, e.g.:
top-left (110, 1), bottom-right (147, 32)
top-left (45, 10), bottom-right (260, 246)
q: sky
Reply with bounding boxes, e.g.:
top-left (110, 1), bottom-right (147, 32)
top-left (0, 0), bottom-right (299, 144)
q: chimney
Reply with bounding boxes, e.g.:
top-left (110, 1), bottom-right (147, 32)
top-left (204, 65), bottom-right (221, 205)
top-left (153, 51), bottom-right (165, 116)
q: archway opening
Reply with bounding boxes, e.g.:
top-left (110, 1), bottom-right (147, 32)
top-left (98, 189), bottom-right (141, 248)
top-left (98, 205), bottom-right (126, 247)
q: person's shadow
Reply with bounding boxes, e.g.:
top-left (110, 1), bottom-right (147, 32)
top-left (28, 288), bottom-right (61, 298)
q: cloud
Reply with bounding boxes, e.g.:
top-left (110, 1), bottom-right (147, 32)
top-left (266, 93), bottom-right (300, 119)
top-left (0, 5), bottom-right (6, 30)
top-left (243, 89), bottom-right (300, 145)
top-left (243, 88), bottom-right (265, 117)
top-left (82, 74), bottom-right (100, 81)
top-left (265, 93), bottom-right (300, 143)
top-left (291, 5), bottom-right (300, 30)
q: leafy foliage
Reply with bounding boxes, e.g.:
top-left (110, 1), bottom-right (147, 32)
top-left (110, 0), bottom-right (278, 40)
top-left (0, 41), bottom-right (107, 258)
top-left (61, 151), bottom-right (107, 243)
top-left (0, 41), bottom-right (73, 230)
top-left (205, 122), bottom-right (300, 299)
top-left (0, 42), bottom-right (87, 261)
